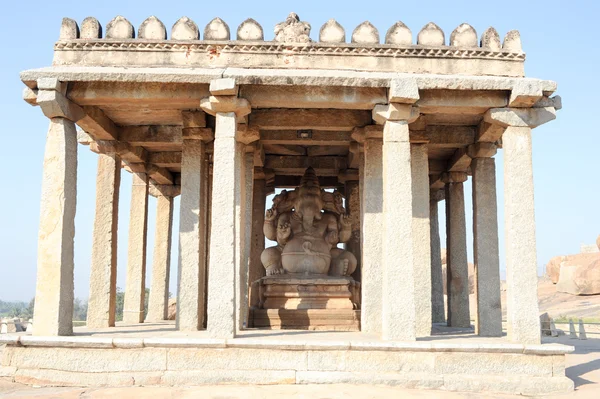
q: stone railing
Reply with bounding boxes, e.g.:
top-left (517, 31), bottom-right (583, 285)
top-left (51, 13), bottom-right (526, 76)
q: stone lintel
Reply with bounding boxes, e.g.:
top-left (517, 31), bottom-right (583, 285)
top-left (77, 130), bottom-right (94, 145)
top-left (37, 90), bottom-right (85, 122)
top-left (484, 107), bottom-right (556, 128)
top-left (446, 148), bottom-right (472, 172)
top-left (182, 110), bottom-right (207, 128)
top-left (372, 103), bottom-right (419, 125)
top-left (78, 106), bottom-right (119, 141)
top-left (388, 77), bottom-right (420, 104)
top-left (252, 109), bottom-right (371, 131)
top-left (209, 78), bottom-right (238, 96)
top-left (441, 171), bottom-right (468, 184)
top-left (236, 125), bottom-right (260, 145)
top-left (338, 169), bottom-right (359, 182)
top-left (149, 183), bottom-right (181, 198)
top-left (477, 121), bottom-right (505, 143)
top-left (410, 126), bottom-right (475, 147)
top-left (182, 127), bottom-right (214, 141)
top-left (468, 142), bottom-right (497, 158)
top-left (200, 96), bottom-right (250, 118)
top-left (350, 125), bottom-right (383, 143)
top-left (509, 80), bottom-right (543, 108)
top-left (147, 164), bottom-right (174, 185)
top-left (127, 163), bottom-right (148, 174)
top-left (37, 77), bottom-right (67, 94)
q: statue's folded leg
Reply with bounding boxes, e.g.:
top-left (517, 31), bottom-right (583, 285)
top-left (329, 248), bottom-right (357, 277)
top-left (261, 246), bottom-right (285, 276)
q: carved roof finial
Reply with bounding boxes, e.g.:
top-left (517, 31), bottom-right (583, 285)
top-left (275, 12), bottom-right (311, 43)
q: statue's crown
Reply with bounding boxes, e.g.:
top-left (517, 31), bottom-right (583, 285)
top-left (300, 167), bottom-right (320, 189)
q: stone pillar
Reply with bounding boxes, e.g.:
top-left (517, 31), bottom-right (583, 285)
top-left (177, 137), bottom-right (208, 331)
top-left (470, 143), bottom-right (502, 337)
top-left (430, 190), bottom-right (445, 324)
top-left (381, 119), bottom-right (416, 340)
top-left (146, 188), bottom-right (175, 322)
top-left (236, 150), bottom-right (254, 331)
top-left (484, 105), bottom-right (558, 343)
top-left (33, 118), bottom-right (78, 336)
top-left (411, 144), bottom-right (431, 337)
top-left (503, 127), bottom-right (541, 343)
top-left (123, 168), bottom-right (149, 324)
top-left (344, 179), bottom-right (361, 282)
top-left (443, 172), bottom-right (470, 328)
top-left (87, 149), bottom-right (121, 328)
top-left (360, 137), bottom-right (383, 335)
top-left (249, 177), bottom-right (267, 308)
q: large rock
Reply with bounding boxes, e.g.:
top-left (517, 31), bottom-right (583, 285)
top-left (557, 255), bottom-right (600, 295)
top-left (548, 253), bottom-right (599, 286)
top-left (546, 255), bottom-right (566, 283)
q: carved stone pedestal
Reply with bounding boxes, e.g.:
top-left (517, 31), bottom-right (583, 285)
top-left (250, 275), bottom-right (361, 330)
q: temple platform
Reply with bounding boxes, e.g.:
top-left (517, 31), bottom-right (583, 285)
top-left (0, 322), bottom-right (574, 395)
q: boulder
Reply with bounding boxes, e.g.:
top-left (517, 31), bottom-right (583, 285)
top-left (557, 256), bottom-right (600, 295)
top-left (168, 298), bottom-right (177, 320)
top-left (546, 255), bottom-right (566, 283)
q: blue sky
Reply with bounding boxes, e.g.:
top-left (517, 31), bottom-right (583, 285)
top-left (0, 0), bottom-right (598, 301)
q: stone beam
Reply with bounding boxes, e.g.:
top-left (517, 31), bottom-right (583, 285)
top-left (417, 90), bottom-right (508, 114)
top-left (428, 159), bottom-right (447, 175)
top-left (250, 109), bottom-right (372, 131)
top-left (148, 152), bottom-right (182, 168)
top-left (447, 148), bottom-right (472, 173)
top-left (147, 164), bottom-right (174, 185)
top-left (410, 126), bottom-right (475, 147)
top-left (77, 106), bottom-right (119, 140)
top-left (89, 141), bottom-right (147, 164)
top-left (430, 174), bottom-right (444, 190)
top-left (264, 155), bottom-right (347, 176)
top-left (260, 130), bottom-right (352, 146)
top-left (149, 183), bottom-right (181, 198)
top-left (239, 85), bottom-right (386, 110)
top-left (484, 107), bottom-right (557, 128)
top-left (120, 126), bottom-right (183, 146)
top-left (477, 122), bottom-right (505, 143)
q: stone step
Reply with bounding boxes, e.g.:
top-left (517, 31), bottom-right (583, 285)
top-left (249, 309), bottom-right (360, 331)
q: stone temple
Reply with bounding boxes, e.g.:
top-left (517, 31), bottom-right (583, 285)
top-left (0, 12), bottom-right (573, 395)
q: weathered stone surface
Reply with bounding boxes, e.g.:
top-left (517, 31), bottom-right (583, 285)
top-left (274, 12), bottom-right (311, 43)
top-left (503, 30), bottom-right (522, 52)
top-left (87, 152), bottom-right (120, 329)
top-left (204, 18), bottom-right (230, 40)
top-left (319, 19), bottom-right (345, 43)
top-left (382, 121), bottom-right (415, 341)
top-left (417, 22), bottom-right (445, 46)
top-left (472, 157), bottom-right (502, 337)
top-left (445, 181), bottom-right (470, 328)
top-left (33, 118), bottom-right (77, 336)
top-left (361, 138), bottom-right (383, 335)
top-left (450, 24), bottom-right (477, 47)
top-left (385, 21), bottom-right (411, 45)
top-left (480, 27), bottom-right (501, 51)
top-left (123, 172), bottom-right (149, 324)
top-left (138, 16), bottom-right (167, 40)
top-left (556, 255), bottom-right (600, 295)
top-left (177, 140), bottom-right (207, 331)
top-left (146, 195), bottom-right (174, 322)
top-left (351, 21), bottom-right (379, 44)
top-left (59, 18), bottom-right (79, 40)
top-left (388, 78), bottom-right (419, 104)
top-left (484, 107), bottom-right (556, 128)
top-left (171, 17), bottom-right (199, 40)
top-left (80, 17), bottom-right (102, 39)
top-left (37, 89), bottom-right (84, 122)
top-left (546, 255), bottom-right (566, 283)
top-left (209, 78), bottom-right (237, 96)
top-left (503, 126), bottom-right (541, 344)
top-left (237, 18), bottom-right (263, 41)
top-left (106, 16), bottom-right (134, 39)
top-left (411, 145), bottom-right (431, 337)
top-left (509, 80), bottom-right (544, 107)
top-left (372, 103), bottom-right (419, 124)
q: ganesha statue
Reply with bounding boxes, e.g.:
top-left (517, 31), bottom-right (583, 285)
top-left (261, 167), bottom-right (357, 277)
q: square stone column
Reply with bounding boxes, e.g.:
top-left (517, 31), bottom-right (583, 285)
top-left (344, 179), bottom-right (361, 282)
top-left (381, 120), bottom-right (416, 341)
top-left (430, 190), bottom-right (445, 324)
top-left (470, 143), bottom-right (502, 337)
top-left (177, 139), bottom-right (208, 331)
top-left (411, 144), bottom-right (431, 337)
top-left (236, 151), bottom-right (254, 331)
top-left (503, 126), bottom-right (541, 343)
top-left (146, 190), bottom-right (175, 322)
top-left (206, 112), bottom-right (242, 338)
top-left (123, 169), bottom-right (149, 324)
top-left (249, 178), bottom-right (267, 308)
top-left (87, 150), bottom-right (121, 328)
top-left (33, 118), bottom-right (78, 336)
top-left (443, 172), bottom-right (470, 328)
top-left (360, 138), bottom-right (383, 335)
